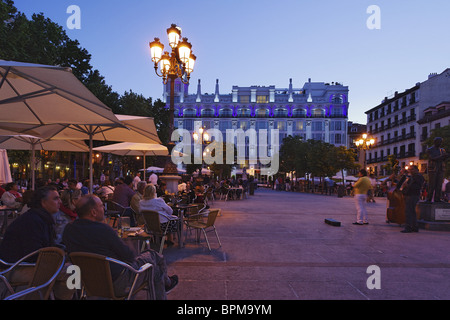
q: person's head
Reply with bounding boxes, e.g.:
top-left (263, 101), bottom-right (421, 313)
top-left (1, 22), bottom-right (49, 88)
top-left (143, 184), bottom-right (157, 200)
top-left (68, 179), bottom-right (78, 190)
top-left (75, 194), bottom-right (104, 222)
top-left (408, 165), bottom-right (419, 175)
top-left (124, 175), bottom-right (133, 186)
top-left (29, 186), bottom-right (61, 214)
top-left (359, 169), bottom-right (368, 177)
top-left (137, 181), bottom-right (147, 194)
top-left (61, 189), bottom-right (82, 210)
top-left (22, 190), bottom-right (34, 205)
top-left (5, 182), bottom-right (18, 192)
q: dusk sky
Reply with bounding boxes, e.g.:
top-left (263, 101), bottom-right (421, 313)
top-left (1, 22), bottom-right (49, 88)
top-left (11, 0), bottom-right (450, 124)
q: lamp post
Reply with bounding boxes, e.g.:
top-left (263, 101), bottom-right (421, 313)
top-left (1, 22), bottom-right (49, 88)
top-left (355, 133), bottom-right (375, 171)
top-left (149, 24), bottom-right (196, 178)
top-left (193, 126), bottom-right (211, 165)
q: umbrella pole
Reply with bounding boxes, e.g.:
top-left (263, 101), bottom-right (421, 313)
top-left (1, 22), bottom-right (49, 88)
top-left (143, 151), bottom-right (146, 181)
top-left (89, 133), bottom-right (93, 194)
top-left (31, 144), bottom-right (36, 191)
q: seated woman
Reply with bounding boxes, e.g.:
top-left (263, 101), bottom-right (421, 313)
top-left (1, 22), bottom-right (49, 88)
top-left (60, 189), bottom-right (82, 221)
top-left (0, 182), bottom-right (23, 210)
top-left (139, 184), bottom-right (179, 246)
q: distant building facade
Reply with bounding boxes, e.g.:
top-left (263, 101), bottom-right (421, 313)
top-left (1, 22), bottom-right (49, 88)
top-left (165, 78), bottom-right (349, 145)
top-left (365, 69), bottom-right (450, 175)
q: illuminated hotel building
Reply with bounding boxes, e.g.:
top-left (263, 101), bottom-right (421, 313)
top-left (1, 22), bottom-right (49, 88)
top-left (164, 77), bottom-right (349, 147)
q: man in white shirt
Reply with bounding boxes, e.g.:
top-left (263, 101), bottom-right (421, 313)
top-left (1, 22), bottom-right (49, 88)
top-left (149, 172), bottom-right (158, 186)
top-left (132, 172), bottom-right (141, 190)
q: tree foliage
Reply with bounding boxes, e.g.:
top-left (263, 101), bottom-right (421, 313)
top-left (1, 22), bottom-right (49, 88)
top-left (280, 135), bottom-right (357, 178)
top-left (0, 0), bottom-right (169, 144)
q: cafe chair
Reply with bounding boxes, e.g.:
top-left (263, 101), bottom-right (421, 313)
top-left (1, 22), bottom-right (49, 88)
top-left (69, 252), bottom-right (155, 300)
top-left (184, 209), bottom-right (222, 251)
top-left (105, 200), bottom-right (137, 228)
top-left (0, 247), bottom-right (65, 300)
top-left (141, 210), bottom-right (179, 254)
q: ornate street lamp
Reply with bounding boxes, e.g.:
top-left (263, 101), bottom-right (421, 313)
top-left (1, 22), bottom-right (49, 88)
top-left (149, 24), bottom-right (197, 180)
top-left (355, 133), bottom-right (376, 170)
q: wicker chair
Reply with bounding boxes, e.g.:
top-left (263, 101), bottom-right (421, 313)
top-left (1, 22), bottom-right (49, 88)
top-left (184, 209), bottom-right (222, 251)
top-left (0, 247), bottom-right (65, 300)
top-left (69, 252), bottom-right (155, 300)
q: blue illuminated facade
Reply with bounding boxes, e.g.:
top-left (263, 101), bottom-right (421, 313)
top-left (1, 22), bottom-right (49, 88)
top-left (164, 78), bottom-right (349, 146)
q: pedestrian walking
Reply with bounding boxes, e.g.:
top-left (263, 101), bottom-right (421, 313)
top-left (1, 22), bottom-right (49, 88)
top-left (353, 169), bottom-right (372, 225)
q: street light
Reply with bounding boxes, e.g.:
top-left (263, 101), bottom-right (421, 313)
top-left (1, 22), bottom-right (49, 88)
top-left (149, 23), bottom-right (197, 176)
top-left (193, 126), bottom-right (211, 165)
top-left (355, 133), bottom-right (376, 170)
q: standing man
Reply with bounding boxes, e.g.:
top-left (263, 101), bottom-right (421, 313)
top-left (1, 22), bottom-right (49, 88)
top-left (149, 171), bottom-right (158, 186)
top-left (426, 137), bottom-right (449, 202)
top-left (353, 169), bottom-right (372, 225)
top-left (132, 172), bottom-right (141, 191)
top-left (401, 165), bottom-right (425, 233)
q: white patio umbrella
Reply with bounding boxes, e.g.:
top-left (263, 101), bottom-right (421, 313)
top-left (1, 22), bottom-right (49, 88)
top-left (93, 142), bottom-right (168, 180)
top-left (145, 166), bottom-right (165, 173)
top-left (0, 115), bottom-right (162, 192)
top-left (0, 60), bottom-right (126, 192)
top-left (0, 135), bottom-right (89, 189)
top-left (0, 60), bottom-right (121, 126)
top-left (0, 149), bottom-right (13, 185)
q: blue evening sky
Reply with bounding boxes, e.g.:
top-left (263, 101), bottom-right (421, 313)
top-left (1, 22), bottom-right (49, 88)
top-left (10, 0), bottom-right (450, 124)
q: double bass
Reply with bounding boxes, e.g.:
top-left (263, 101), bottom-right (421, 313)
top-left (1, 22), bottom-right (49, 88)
top-left (386, 163), bottom-right (407, 225)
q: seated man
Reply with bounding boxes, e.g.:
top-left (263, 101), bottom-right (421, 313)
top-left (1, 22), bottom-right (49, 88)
top-left (0, 186), bottom-right (74, 299)
top-left (62, 194), bottom-right (178, 300)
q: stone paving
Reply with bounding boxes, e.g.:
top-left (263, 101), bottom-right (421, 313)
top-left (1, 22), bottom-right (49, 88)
top-left (154, 189), bottom-right (450, 300)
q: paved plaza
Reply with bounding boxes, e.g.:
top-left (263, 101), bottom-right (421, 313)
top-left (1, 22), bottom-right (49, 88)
top-left (160, 188), bottom-right (450, 300)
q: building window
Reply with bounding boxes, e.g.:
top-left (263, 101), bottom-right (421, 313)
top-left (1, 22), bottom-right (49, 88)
top-left (256, 95), bottom-right (269, 104)
top-left (295, 120), bottom-right (304, 131)
top-left (312, 121), bottom-right (323, 131)
top-left (276, 120), bottom-right (286, 131)
top-left (292, 108), bottom-right (306, 117)
top-left (273, 108), bottom-right (288, 118)
top-left (239, 120), bottom-right (249, 130)
top-left (219, 108), bottom-right (233, 118)
top-left (332, 94), bottom-right (343, 104)
top-left (239, 96), bottom-right (250, 104)
top-left (183, 108), bottom-right (196, 118)
top-left (330, 121), bottom-right (342, 131)
top-left (312, 133), bottom-right (324, 141)
top-left (312, 108), bottom-right (325, 118)
top-left (237, 108), bottom-right (251, 117)
top-left (256, 108), bottom-right (269, 118)
top-left (184, 119), bottom-right (194, 131)
top-left (201, 108), bottom-right (215, 118)
top-left (256, 121), bottom-right (268, 130)
top-left (219, 120), bottom-right (232, 132)
top-left (331, 106), bottom-right (344, 117)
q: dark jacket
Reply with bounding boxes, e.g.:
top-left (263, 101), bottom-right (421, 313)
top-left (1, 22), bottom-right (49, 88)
top-left (402, 173), bottom-right (425, 197)
top-left (0, 207), bottom-right (56, 263)
top-left (62, 219), bottom-right (135, 280)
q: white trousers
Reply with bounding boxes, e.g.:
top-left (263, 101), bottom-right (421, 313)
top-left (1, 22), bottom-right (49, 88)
top-left (355, 193), bottom-right (368, 223)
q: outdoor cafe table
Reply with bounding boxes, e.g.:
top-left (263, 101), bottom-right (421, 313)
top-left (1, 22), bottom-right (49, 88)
top-left (120, 227), bottom-right (152, 255)
top-left (171, 203), bottom-right (199, 248)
